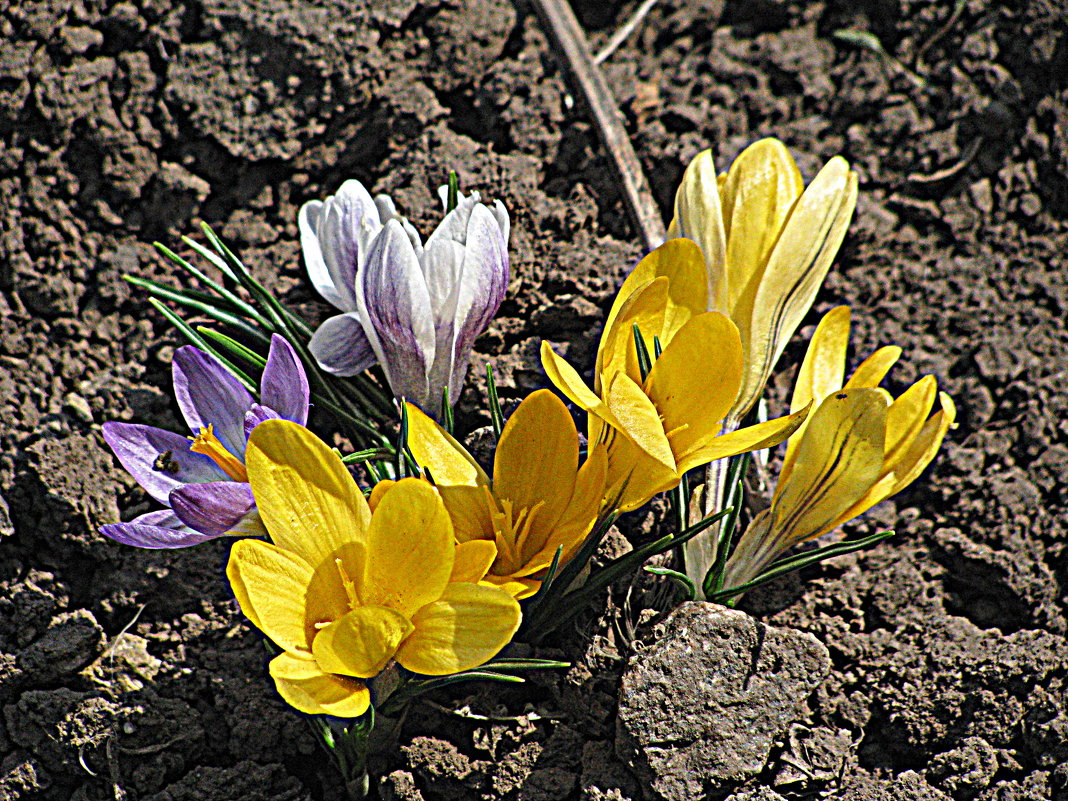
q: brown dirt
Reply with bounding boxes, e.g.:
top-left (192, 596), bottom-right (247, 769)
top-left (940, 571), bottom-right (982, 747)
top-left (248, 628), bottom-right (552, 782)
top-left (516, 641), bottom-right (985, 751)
top-left (1, 0), bottom-right (1066, 799)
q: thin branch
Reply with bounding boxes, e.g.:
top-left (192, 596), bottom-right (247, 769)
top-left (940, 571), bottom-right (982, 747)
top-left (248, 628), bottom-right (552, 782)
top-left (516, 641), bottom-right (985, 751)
top-left (594, 0), bottom-right (659, 64)
top-left (530, 0), bottom-right (666, 252)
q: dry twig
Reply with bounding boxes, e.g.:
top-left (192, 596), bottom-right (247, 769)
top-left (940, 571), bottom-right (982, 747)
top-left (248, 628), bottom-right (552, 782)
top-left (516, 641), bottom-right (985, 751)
top-left (529, 0), bottom-right (666, 252)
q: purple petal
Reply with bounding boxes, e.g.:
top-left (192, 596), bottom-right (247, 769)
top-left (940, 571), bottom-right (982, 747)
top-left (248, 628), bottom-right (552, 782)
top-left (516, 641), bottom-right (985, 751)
top-left (260, 335), bottom-right (310, 425)
top-left (317, 180), bottom-right (382, 312)
top-left (101, 509), bottom-right (221, 549)
top-left (446, 203), bottom-right (510, 402)
top-left (309, 312), bottom-right (379, 377)
top-left (244, 403), bottom-right (281, 441)
top-left (103, 422), bottom-right (227, 504)
top-left (169, 481), bottom-right (260, 538)
top-left (172, 346), bottom-right (253, 459)
top-left (361, 221), bottom-right (435, 405)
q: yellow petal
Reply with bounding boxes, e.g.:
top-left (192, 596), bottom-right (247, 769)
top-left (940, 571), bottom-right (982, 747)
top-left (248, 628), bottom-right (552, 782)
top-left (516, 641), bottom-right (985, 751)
top-left (597, 277), bottom-right (669, 391)
top-left (769, 389), bottom-right (887, 547)
top-left (527, 442), bottom-right (608, 565)
top-left (841, 389), bottom-right (955, 524)
top-left (644, 312), bottom-right (743, 470)
top-left (405, 402), bottom-right (489, 487)
top-left (883, 376), bottom-right (937, 466)
top-left (731, 157), bottom-right (858, 420)
top-left (362, 478), bottom-right (454, 618)
top-left (783, 305), bottom-right (851, 479)
top-left (601, 427), bottom-right (680, 513)
top-left (246, 419), bottom-right (371, 569)
top-left (226, 539), bottom-right (317, 654)
top-left (367, 478), bottom-right (396, 512)
top-left (481, 573), bottom-right (541, 600)
top-left (540, 341), bottom-right (624, 432)
top-left (396, 583), bottom-right (521, 675)
top-left (451, 539), bottom-right (498, 583)
top-left (720, 138), bottom-right (804, 315)
top-left (670, 151), bottom-right (726, 311)
top-left (600, 238), bottom-right (708, 367)
top-left (845, 345), bottom-right (902, 389)
top-left (269, 651), bottom-right (370, 718)
top-left (437, 484), bottom-right (496, 543)
top-left (675, 403), bottom-right (811, 477)
top-left (311, 606), bottom-right (413, 679)
top-left (605, 373), bottom-right (677, 474)
top-left (791, 305), bottom-right (851, 414)
top-left (493, 390), bottom-right (578, 535)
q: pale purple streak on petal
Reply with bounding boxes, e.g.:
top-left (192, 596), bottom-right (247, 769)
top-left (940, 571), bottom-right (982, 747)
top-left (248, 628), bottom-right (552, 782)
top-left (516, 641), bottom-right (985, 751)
top-left (172, 346), bottom-right (253, 458)
top-left (318, 180), bottom-right (381, 312)
top-left (102, 422), bottom-right (227, 504)
top-left (362, 220), bottom-right (435, 406)
top-left (446, 203), bottom-right (510, 402)
top-left (309, 312), bottom-right (379, 377)
top-left (170, 481), bottom-right (257, 537)
top-left (300, 200), bottom-right (345, 308)
top-left (101, 509), bottom-right (221, 549)
top-left (260, 334), bottom-right (309, 425)
top-left (244, 403), bottom-right (280, 441)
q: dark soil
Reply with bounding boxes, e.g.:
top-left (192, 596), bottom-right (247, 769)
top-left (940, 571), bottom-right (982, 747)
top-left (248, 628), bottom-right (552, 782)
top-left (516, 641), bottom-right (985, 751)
top-left (1, 0), bottom-right (1066, 799)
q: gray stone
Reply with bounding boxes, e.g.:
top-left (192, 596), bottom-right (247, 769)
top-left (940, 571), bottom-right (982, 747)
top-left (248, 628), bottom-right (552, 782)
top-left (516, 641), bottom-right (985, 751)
top-left (616, 603), bottom-right (830, 800)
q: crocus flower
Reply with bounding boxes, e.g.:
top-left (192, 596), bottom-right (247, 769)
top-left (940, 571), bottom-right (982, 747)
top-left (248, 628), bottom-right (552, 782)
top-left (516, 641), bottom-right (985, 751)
top-left (720, 306), bottom-right (956, 590)
top-left (300, 180), bottom-right (510, 414)
top-left (400, 390), bottom-right (608, 599)
top-left (540, 239), bottom-right (810, 514)
top-left (668, 138), bottom-right (858, 423)
top-left (101, 335), bottom-right (309, 548)
top-left (226, 419), bottom-right (521, 718)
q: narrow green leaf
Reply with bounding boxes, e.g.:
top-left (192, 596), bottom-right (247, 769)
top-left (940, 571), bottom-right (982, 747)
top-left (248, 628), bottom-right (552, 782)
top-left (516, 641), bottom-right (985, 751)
top-left (706, 530), bottom-right (898, 603)
top-left (645, 566), bottom-right (697, 602)
top-left (147, 300), bottom-right (256, 391)
top-left (486, 364), bottom-right (504, 439)
top-left (632, 324), bottom-right (652, 382)
top-left (441, 386), bottom-right (454, 435)
top-left (446, 171), bottom-right (459, 213)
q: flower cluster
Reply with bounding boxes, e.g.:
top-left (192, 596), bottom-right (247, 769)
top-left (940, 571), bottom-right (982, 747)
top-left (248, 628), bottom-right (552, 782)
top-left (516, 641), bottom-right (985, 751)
top-left (103, 141), bottom-right (954, 745)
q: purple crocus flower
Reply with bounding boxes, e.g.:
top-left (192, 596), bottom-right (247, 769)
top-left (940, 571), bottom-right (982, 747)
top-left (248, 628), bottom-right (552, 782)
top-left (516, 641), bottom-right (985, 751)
top-left (101, 334), bottom-right (310, 548)
top-left (300, 180), bottom-right (510, 415)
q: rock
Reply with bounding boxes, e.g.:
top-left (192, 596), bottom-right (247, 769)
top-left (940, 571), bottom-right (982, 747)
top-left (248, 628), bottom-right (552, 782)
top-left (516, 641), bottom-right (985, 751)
top-left (616, 603), bottom-right (831, 800)
top-left (928, 736), bottom-right (999, 797)
top-left (62, 391), bottom-right (93, 423)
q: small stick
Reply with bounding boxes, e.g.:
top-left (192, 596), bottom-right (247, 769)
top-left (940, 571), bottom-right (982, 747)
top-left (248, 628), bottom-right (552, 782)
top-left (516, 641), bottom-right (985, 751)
top-left (530, 0), bottom-right (667, 253)
top-left (594, 0), bottom-right (659, 64)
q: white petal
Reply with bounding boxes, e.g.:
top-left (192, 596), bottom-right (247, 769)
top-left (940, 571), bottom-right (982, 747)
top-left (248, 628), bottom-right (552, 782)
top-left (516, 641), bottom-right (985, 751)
top-left (361, 220), bottom-right (436, 406)
top-left (318, 180), bottom-right (382, 311)
top-left (299, 200), bottom-right (345, 308)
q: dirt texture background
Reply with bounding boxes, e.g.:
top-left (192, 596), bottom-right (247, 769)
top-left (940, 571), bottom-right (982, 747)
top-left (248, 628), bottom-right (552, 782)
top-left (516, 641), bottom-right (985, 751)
top-left (1, 0), bottom-right (1066, 798)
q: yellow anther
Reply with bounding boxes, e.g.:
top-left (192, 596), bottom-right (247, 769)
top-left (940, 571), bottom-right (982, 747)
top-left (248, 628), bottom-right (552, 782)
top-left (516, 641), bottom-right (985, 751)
top-left (188, 424), bottom-right (249, 482)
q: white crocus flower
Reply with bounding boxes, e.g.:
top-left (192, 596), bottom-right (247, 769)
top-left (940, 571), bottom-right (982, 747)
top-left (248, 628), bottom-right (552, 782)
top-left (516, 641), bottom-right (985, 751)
top-left (300, 180), bottom-right (510, 416)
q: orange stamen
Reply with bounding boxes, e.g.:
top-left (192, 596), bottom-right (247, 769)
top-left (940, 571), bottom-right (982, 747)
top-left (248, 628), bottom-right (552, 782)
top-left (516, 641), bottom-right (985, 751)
top-left (189, 424), bottom-right (249, 482)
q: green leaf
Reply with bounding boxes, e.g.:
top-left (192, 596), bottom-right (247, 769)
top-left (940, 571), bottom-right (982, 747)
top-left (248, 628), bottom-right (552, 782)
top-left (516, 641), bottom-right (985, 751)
top-left (486, 363), bottom-right (504, 439)
top-left (706, 529), bottom-right (898, 603)
top-left (645, 566), bottom-right (696, 602)
top-left (632, 324), bottom-right (652, 382)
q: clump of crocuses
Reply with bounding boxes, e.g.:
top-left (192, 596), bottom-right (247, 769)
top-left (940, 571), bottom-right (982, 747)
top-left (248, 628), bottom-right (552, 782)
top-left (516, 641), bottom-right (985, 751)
top-left (102, 334), bottom-right (309, 547)
top-left (300, 180), bottom-right (510, 416)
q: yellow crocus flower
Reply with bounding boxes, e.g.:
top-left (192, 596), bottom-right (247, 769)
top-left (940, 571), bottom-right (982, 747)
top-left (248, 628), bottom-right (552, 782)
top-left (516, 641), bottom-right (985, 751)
top-left (540, 239), bottom-right (810, 513)
top-left (669, 138), bottom-right (859, 423)
top-left (226, 419), bottom-right (521, 718)
top-left (403, 390), bottom-right (607, 599)
top-left (721, 306), bottom-right (956, 590)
